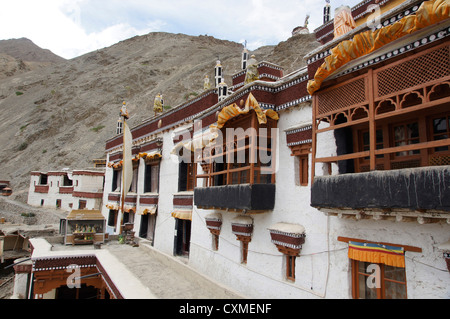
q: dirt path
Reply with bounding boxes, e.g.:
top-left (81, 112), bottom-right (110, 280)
top-left (0, 196), bottom-right (67, 225)
top-left (0, 275), bottom-right (14, 299)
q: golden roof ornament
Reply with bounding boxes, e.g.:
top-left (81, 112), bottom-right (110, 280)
top-left (244, 55), bottom-right (259, 85)
top-left (120, 101), bottom-right (129, 119)
top-left (154, 93), bottom-right (163, 114)
top-left (334, 5), bottom-right (356, 38)
top-left (204, 75), bottom-right (211, 90)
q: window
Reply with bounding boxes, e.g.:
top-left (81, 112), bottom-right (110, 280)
top-left (174, 219), bottom-right (191, 256)
top-left (352, 260), bottom-right (407, 299)
top-left (116, 120), bottom-right (123, 135)
top-left (123, 211), bottom-right (134, 225)
top-left (39, 174), bottom-right (48, 185)
top-left (56, 199), bottom-right (61, 208)
top-left (108, 210), bottom-right (118, 228)
top-left (198, 111), bottom-right (277, 187)
top-left (352, 113), bottom-right (450, 172)
top-left (431, 115), bottom-right (450, 152)
top-left (359, 129), bottom-right (384, 159)
top-left (130, 166), bottom-right (139, 193)
top-left (355, 128), bottom-right (385, 172)
top-left (112, 169), bottom-right (121, 192)
top-left (393, 121), bottom-right (420, 157)
top-left (298, 155), bottom-right (309, 186)
top-left (144, 163), bottom-right (159, 193)
top-left (63, 175), bottom-right (73, 186)
top-left (286, 255), bottom-right (296, 282)
top-left (79, 200), bottom-right (87, 209)
top-left (178, 161), bottom-right (196, 192)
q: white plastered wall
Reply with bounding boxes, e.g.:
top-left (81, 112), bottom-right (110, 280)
top-left (189, 104), bottom-right (336, 299)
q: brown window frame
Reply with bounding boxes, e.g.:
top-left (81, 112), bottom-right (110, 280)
top-left (286, 255), bottom-right (296, 282)
top-left (144, 162), bottom-right (160, 193)
top-left (351, 260), bottom-right (407, 299)
top-left (353, 110), bottom-right (450, 172)
top-left (178, 154), bottom-right (196, 192)
top-left (78, 200), bottom-right (87, 209)
top-left (391, 120), bottom-right (421, 158)
top-left (299, 155), bottom-right (309, 186)
top-left (197, 111), bottom-right (277, 188)
top-left (430, 113), bottom-right (450, 154)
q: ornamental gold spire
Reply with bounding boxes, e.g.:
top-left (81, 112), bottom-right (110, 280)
top-left (153, 93), bottom-right (164, 114)
top-left (244, 55), bottom-right (259, 85)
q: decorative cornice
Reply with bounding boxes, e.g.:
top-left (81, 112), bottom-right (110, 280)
top-left (307, 0), bottom-right (424, 64)
top-left (331, 24), bottom-right (450, 79)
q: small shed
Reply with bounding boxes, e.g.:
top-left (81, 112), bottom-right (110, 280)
top-left (62, 210), bottom-right (106, 245)
top-left (0, 181), bottom-right (12, 196)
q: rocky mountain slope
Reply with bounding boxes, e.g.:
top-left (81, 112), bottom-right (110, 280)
top-left (0, 32), bottom-right (320, 203)
top-left (0, 38), bottom-right (66, 64)
top-left (0, 38), bottom-right (66, 80)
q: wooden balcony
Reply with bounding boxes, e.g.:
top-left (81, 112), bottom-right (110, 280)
top-left (34, 185), bottom-right (49, 194)
top-left (194, 184), bottom-right (275, 212)
top-left (59, 186), bottom-right (74, 194)
top-left (311, 42), bottom-right (450, 181)
top-left (311, 166), bottom-right (450, 217)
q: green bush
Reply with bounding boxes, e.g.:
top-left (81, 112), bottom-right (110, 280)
top-left (18, 142), bottom-right (28, 151)
top-left (21, 212), bottom-right (36, 218)
top-left (91, 125), bottom-right (105, 132)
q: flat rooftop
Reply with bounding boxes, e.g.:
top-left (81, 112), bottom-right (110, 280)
top-left (31, 237), bottom-right (244, 299)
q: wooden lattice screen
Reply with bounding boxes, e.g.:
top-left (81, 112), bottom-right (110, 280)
top-left (375, 45), bottom-right (450, 99)
top-left (312, 41), bottom-right (450, 179)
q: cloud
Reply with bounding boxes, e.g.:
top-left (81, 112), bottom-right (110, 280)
top-left (0, 0), bottom-right (162, 59)
top-left (0, 0), bottom-right (362, 59)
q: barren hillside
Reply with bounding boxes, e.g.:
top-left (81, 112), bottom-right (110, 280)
top-left (0, 38), bottom-right (66, 64)
top-left (0, 32), bottom-right (320, 203)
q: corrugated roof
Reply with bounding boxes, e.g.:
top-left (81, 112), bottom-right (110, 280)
top-left (67, 210), bottom-right (105, 220)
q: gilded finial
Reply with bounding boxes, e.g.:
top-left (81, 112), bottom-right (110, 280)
top-left (154, 93), bottom-right (164, 114)
top-left (120, 101), bottom-right (129, 119)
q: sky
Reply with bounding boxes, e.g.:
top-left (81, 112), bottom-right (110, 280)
top-left (0, 0), bottom-right (361, 60)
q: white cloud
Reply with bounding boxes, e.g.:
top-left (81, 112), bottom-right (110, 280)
top-left (0, 0), bottom-right (162, 59)
top-left (0, 0), bottom-right (362, 59)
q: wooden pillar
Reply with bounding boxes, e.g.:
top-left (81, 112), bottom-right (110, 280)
top-left (311, 95), bottom-right (318, 184)
top-left (271, 120), bottom-right (278, 184)
top-left (250, 112), bottom-right (257, 185)
top-left (368, 69), bottom-right (376, 171)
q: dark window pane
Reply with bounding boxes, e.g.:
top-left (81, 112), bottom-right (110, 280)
top-left (384, 280), bottom-right (407, 299)
top-left (433, 117), bottom-right (447, 134)
top-left (384, 265), bottom-right (406, 281)
top-left (408, 122), bottom-right (419, 139)
top-left (358, 274), bottom-right (377, 299)
top-left (363, 131), bottom-right (370, 146)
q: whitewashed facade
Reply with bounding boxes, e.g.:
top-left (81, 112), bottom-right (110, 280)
top-left (100, 0), bottom-right (450, 299)
top-left (28, 169), bottom-right (105, 211)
